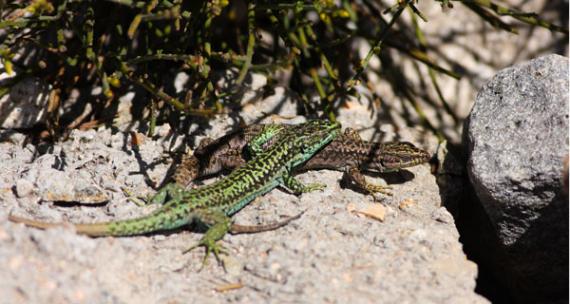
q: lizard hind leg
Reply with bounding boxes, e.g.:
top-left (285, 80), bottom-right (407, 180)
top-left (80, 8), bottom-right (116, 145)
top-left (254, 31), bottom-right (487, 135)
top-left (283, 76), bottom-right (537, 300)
top-left (150, 183), bottom-right (186, 205)
top-left (183, 209), bottom-right (231, 269)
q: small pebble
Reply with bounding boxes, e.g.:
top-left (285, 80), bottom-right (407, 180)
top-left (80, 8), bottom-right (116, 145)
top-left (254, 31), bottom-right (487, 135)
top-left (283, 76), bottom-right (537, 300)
top-left (15, 179), bottom-right (34, 197)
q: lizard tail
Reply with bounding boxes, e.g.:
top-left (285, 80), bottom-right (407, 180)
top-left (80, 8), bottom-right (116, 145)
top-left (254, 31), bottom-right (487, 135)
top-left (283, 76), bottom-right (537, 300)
top-left (9, 214), bottom-right (111, 236)
top-left (9, 210), bottom-right (188, 237)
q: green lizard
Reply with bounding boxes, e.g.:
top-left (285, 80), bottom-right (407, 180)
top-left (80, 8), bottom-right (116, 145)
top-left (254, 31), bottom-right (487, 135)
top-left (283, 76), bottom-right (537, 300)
top-left (9, 120), bottom-right (342, 265)
top-left (172, 125), bottom-right (431, 196)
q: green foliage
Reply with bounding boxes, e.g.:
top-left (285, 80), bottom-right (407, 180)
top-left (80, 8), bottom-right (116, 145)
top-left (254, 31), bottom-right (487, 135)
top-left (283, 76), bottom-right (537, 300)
top-left (0, 0), bottom-right (567, 137)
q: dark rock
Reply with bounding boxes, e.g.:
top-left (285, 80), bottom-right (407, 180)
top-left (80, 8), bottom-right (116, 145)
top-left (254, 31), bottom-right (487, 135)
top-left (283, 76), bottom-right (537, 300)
top-left (464, 54), bottom-right (569, 303)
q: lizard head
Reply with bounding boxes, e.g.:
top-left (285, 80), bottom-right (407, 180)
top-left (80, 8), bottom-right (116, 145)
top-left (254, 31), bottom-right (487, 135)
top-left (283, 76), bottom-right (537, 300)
top-left (373, 141), bottom-right (431, 172)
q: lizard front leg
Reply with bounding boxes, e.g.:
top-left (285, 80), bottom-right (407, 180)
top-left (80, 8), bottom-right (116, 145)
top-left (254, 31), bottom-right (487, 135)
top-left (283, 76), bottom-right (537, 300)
top-left (282, 172), bottom-right (326, 194)
top-left (341, 129), bottom-right (393, 196)
top-left (344, 167), bottom-right (393, 196)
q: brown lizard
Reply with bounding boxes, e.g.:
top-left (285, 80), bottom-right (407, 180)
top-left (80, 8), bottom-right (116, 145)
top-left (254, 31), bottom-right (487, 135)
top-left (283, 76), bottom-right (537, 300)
top-left (172, 125), bottom-right (431, 196)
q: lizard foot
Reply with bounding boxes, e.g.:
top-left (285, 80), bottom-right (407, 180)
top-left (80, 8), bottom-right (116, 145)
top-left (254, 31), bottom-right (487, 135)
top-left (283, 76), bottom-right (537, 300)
top-left (121, 187), bottom-right (150, 206)
top-left (283, 174), bottom-right (326, 194)
top-left (302, 182), bottom-right (327, 192)
top-left (364, 184), bottom-right (393, 195)
top-left (184, 239), bottom-right (228, 270)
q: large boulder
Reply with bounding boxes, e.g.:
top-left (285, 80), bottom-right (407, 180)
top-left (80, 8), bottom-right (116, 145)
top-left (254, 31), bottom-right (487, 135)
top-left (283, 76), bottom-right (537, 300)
top-left (464, 54), bottom-right (569, 303)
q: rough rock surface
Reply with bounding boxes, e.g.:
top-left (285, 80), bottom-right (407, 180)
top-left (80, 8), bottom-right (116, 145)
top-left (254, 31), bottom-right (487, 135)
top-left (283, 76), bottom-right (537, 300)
top-left (464, 54), bottom-right (569, 303)
top-left (0, 94), bottom-right (487, 303)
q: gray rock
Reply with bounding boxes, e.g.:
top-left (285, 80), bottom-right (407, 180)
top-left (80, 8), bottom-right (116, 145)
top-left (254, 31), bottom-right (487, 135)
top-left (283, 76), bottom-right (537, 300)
top-left (1, 113), bottom-right (487, 303)
top-left (18, 161), bottom-right (109, 205)
top-left (465, 54), bottom-right (569, 303)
